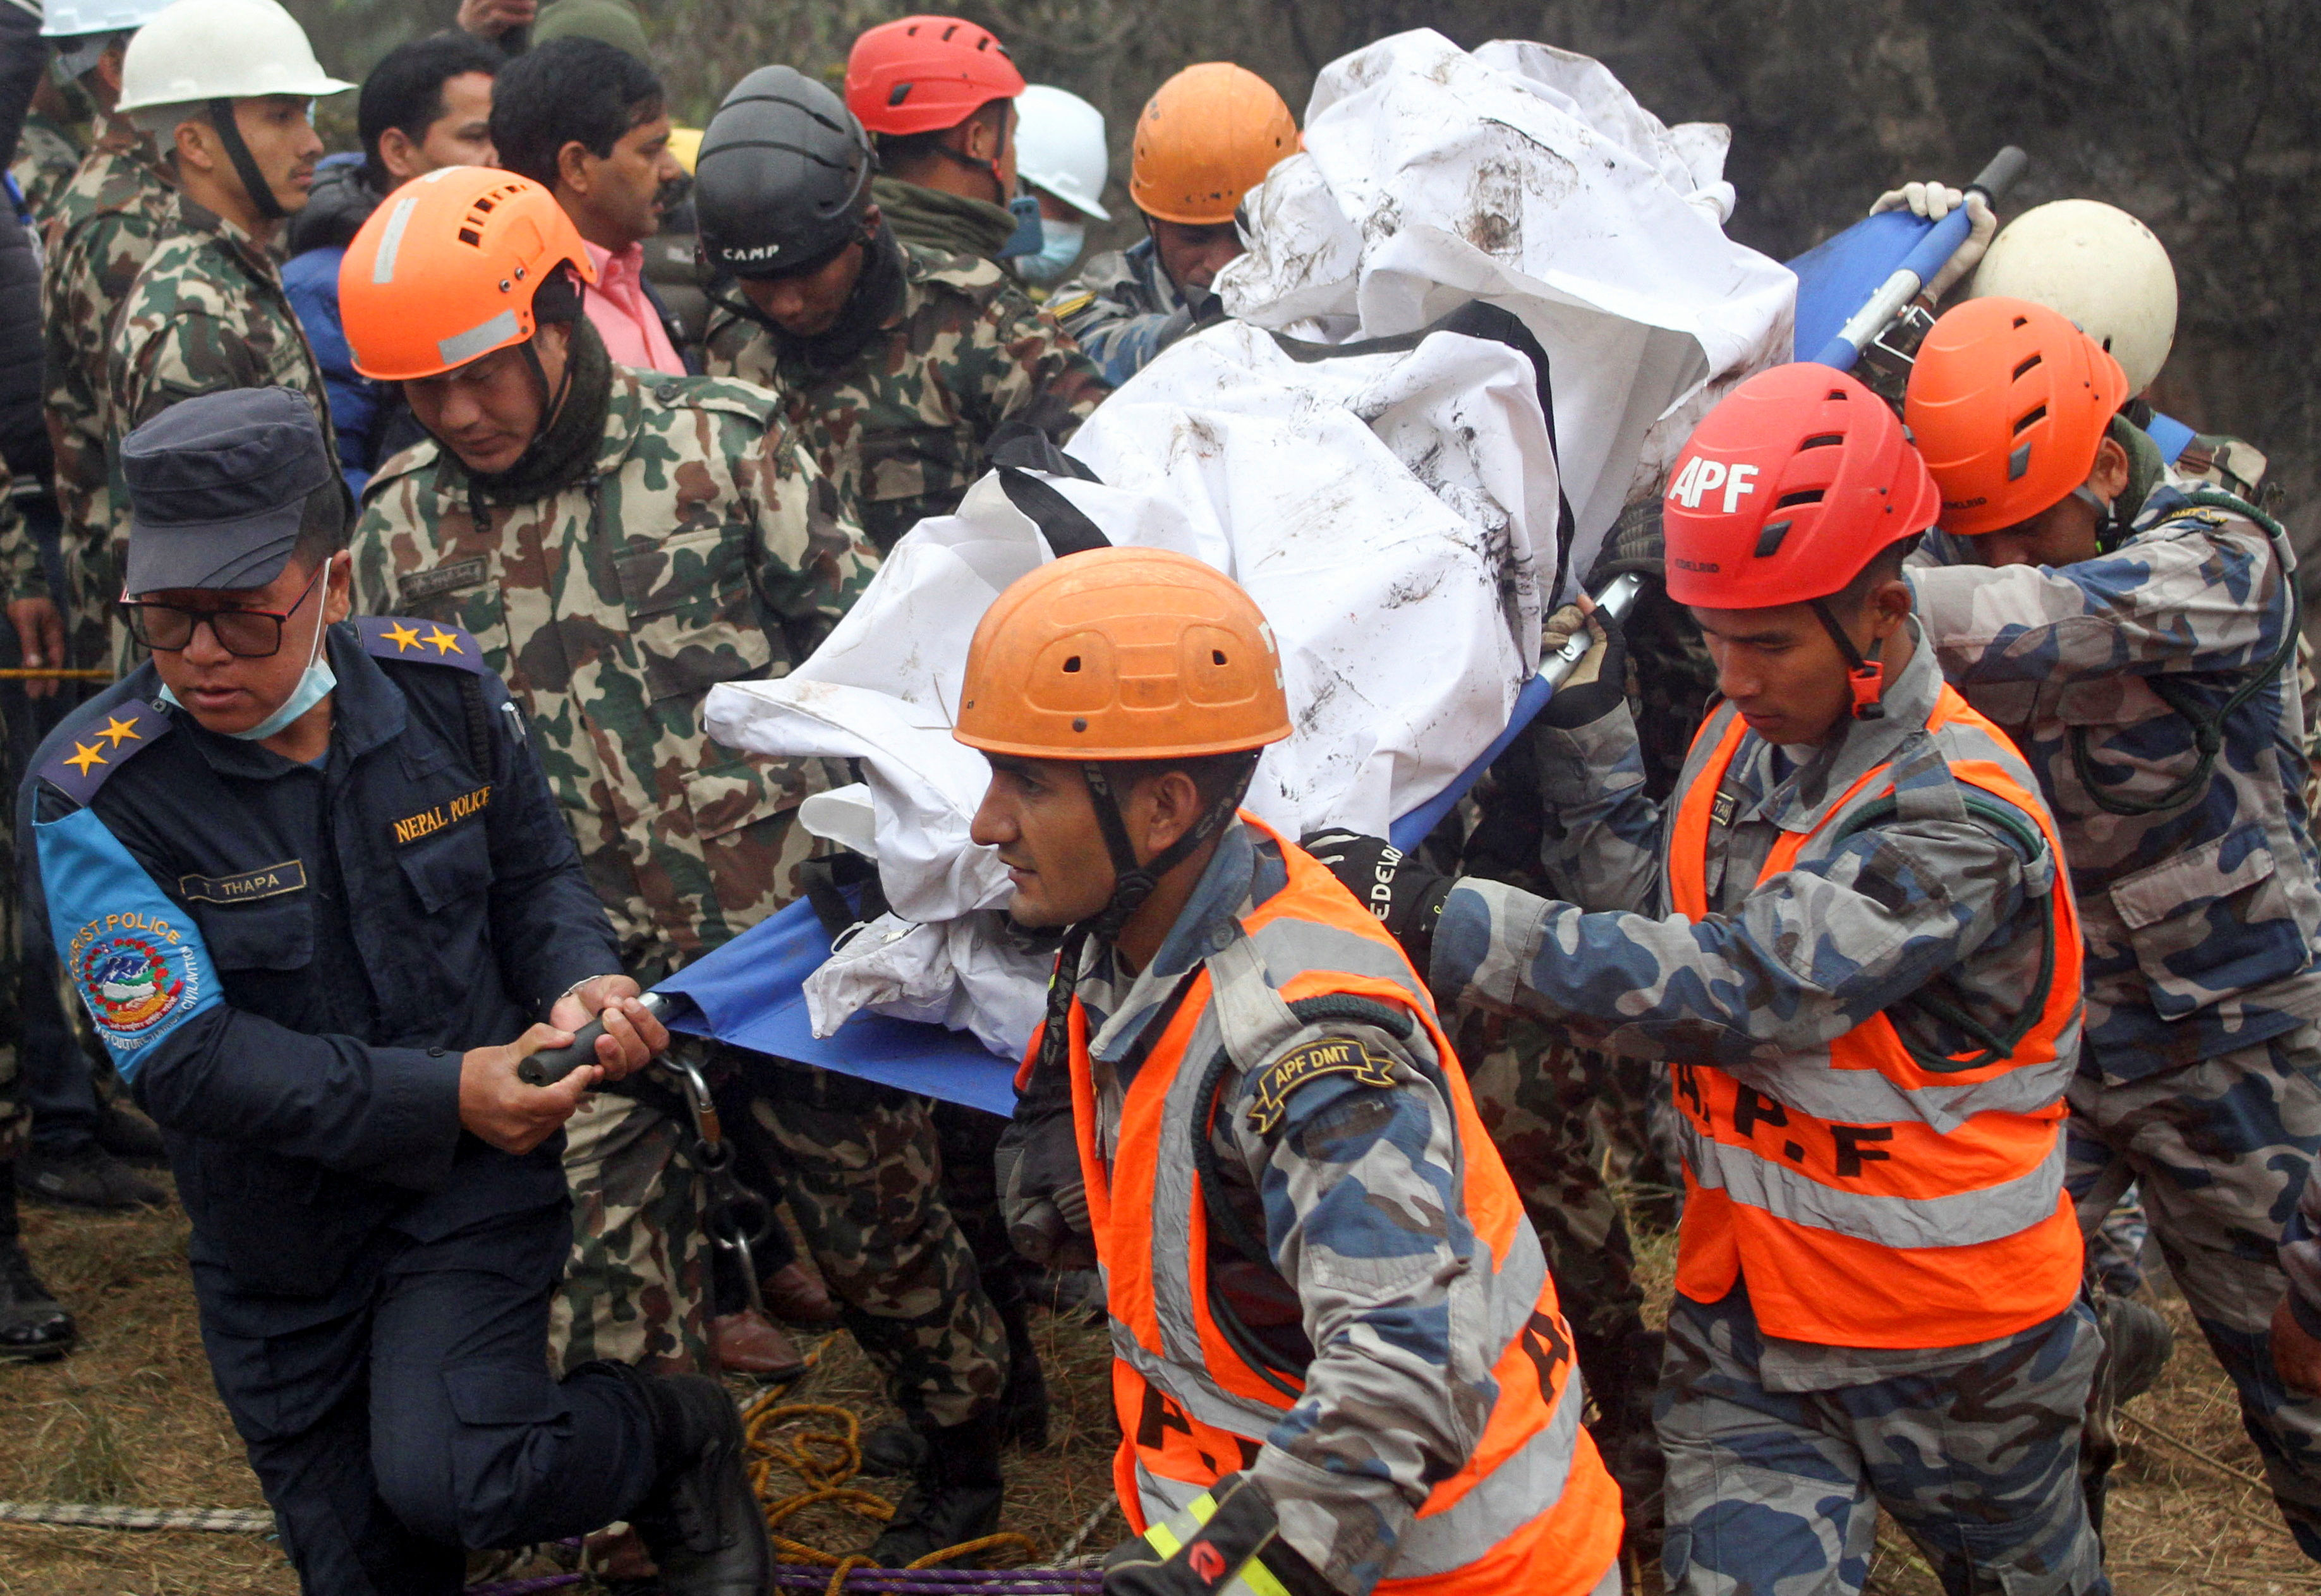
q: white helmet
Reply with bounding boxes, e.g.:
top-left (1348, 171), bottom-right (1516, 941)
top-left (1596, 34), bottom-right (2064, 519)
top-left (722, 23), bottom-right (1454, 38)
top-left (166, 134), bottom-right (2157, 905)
top-left (1014, 84), bottom-right (1110, 222)
top-left (39, 0), bottom-right (176, 38)
top-left (117, 0), bottom-right (351, 112)
top-left (1969, 198), bottom-right (2178, 394)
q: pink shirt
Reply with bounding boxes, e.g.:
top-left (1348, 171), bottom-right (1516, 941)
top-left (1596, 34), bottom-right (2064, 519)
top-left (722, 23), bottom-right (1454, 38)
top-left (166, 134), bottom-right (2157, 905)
top-left (582, 239), bottom-right (685, 376)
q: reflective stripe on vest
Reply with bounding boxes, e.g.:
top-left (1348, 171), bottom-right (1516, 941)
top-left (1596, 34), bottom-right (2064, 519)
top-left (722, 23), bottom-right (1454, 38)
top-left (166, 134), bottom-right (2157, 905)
top-left (1064, 815), bottom-right (1622, 1593)
top-left (1662, 691), bottom-right (2084, 1347)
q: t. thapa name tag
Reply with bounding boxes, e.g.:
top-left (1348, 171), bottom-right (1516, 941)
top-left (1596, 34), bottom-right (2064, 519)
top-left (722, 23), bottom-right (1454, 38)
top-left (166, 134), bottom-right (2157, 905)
top-left (178, 859), bottom-right (307, 905)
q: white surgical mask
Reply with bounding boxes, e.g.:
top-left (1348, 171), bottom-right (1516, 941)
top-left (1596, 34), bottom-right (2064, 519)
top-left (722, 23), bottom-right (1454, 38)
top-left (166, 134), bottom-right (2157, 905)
top-left (1018, 219), bottom-right (1086, 286)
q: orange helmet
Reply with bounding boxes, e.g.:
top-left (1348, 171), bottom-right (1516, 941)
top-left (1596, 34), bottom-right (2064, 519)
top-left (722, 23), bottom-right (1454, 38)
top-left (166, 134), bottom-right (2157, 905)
top-left (338, 166), bottom-right (596, 382)
top-left (955, 547), bottom-right (1290, 761)
top-left (846, 15), bottom-right (1025, 136)
top-left (1130, 64), bottom-right (1297, 226)
top-left (1904, 295), bottom-right (2131, 536)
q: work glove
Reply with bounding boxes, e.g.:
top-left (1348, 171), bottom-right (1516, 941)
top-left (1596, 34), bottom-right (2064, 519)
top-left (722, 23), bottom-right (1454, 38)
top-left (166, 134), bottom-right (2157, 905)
top-left (995, 1096), bottom-right (1095, 1271)
top-left (1300, 829), bottom-right (1453, 967)
top-left (1102, 1473), bottom-right (1332, 1596)
top-left (1537, 601), bottom-right (1628, 730)
top-left (1870, 180), bottom-right (1997, 302)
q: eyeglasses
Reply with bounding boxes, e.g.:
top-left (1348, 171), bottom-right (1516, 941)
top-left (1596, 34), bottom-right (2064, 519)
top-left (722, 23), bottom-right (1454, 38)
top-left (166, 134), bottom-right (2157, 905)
top-left (121, 561), bottom-right (325, 658)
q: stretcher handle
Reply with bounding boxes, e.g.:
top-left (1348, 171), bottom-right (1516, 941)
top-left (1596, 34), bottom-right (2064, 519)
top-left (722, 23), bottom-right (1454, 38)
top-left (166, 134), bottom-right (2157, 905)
top-left (1812, 145), bottom-right (2030, 371)
top-left (517, 991), bottom-right (672, 1087)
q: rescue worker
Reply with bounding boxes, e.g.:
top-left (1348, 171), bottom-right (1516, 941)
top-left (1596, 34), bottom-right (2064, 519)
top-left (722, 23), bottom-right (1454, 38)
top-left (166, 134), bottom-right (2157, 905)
top-left (695, 67), bottom-right (1106, 553)
top-left (1010, 84), bottom-right (1109, 289)
top-left (1318, 363), bottom-right (2107, 1594)
top-left (107, 0), bottom-right (346, 496)
top-left (971, 545), bottom-right (1623, 1596)
top-left (35, 0), bottom-right (176, 678)
top-left (341, 168), bottom-right (1023, 1563)
top-left (844, 15), bottom-right (1034, 267)
top-left (21, 386), bottom-right (770, 1595)
top-left (16, 14), bottom-right (94, 227)
top-left (282, 32), bottom-right (501, 493)
top-left (1049, 64), bottom-right (1296, 387)
top-left (1905, 295), bottom-right (2321, 1557)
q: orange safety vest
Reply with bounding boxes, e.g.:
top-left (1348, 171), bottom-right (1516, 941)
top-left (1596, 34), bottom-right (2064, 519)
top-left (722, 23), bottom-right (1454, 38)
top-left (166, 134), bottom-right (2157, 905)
top-left (1664, 691), bottom-right (2085, 1347)
top-left (1051, 816), bottom-right (1621, 1593)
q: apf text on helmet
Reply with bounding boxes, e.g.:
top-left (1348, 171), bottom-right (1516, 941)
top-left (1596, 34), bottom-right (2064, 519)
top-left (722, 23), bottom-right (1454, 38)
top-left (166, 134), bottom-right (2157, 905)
top-left (1668, 457), bottom-right (1760, 514)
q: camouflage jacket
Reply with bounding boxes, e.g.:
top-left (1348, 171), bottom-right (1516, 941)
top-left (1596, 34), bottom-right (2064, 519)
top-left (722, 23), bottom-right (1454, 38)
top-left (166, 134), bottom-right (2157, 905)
top-left (869, 174), bottom-right (1015, 266)
top-left (1070, 820), bottom-right (1534, 1591)
top-left (351, 368), bottom-right (875, 976)
top-left (37, 117), bottom-right (173, 667)
top-left (1048, 236), bottom-right (1185, 389)
top-left (9, 109), bottom-right (83, 230)
top-left (703, 245), bottom-right (1106, 553)
top-left (1911, 485), bottom-right (2321, 1084)
top-left (110, 194), bottom-right (330, 437)
top-left (1436, 632), bottom-right (2074, 1104)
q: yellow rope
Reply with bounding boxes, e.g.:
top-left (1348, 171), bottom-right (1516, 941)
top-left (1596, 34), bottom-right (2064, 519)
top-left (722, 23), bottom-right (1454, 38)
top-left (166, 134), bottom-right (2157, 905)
top-left (740, 1387), bottom-right (1041, 1573)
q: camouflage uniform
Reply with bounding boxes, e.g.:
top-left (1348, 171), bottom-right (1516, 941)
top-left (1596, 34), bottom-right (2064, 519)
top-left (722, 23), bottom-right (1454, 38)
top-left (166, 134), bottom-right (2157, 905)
top-left (1431, 634), bottom-right (2105, 1595)
top-left (1913, 478), bottom-right (2321, 1559)
top-left (110, 194), bottom-right (331, 439)
top-left (9, 108), bottom-right (83, 231)
top-left (703, 243), bottom-right (1106, 553)
top-left (1069, 819), bottom-right (1617, 1591)
top-left (37, 116), bottom-right (173, 669)
top-left (1047, 236), bottom-right (1183, 389)
top-left (352, 362), bottom-right (1009, 1424)
top-left (869, 175), bottom-right (1014, 268)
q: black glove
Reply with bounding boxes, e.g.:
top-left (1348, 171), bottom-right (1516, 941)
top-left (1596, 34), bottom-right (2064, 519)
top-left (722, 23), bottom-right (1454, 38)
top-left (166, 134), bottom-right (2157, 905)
top-left (996, 1068), bottom-right (1094, 1271)
top-left (1536, 602), bottom-right (1628, 730)
top-left (1300, 829), bottom-right (1452, 966)
top-left (1101, 1474), bottom-right (1333, 1596)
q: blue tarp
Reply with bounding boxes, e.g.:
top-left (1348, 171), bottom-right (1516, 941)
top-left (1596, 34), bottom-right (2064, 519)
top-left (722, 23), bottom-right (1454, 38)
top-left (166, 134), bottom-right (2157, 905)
top-left (657, 897), bottom-right (1020, 1115)
top-left (1787, 209), bottom-right (1932, 363)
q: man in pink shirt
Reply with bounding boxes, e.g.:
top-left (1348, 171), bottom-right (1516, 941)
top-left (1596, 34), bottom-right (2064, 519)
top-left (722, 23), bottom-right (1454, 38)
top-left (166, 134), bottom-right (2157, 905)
top-left (489, 37), bottom-right (688, 375)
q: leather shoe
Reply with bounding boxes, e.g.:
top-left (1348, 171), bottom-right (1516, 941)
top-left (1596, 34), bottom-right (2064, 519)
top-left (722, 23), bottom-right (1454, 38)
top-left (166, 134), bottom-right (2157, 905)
top-left (624, 1370), bottom-right (775, 1596)
top-left (18, 1144), bottom-right (167, 1211)
top-left (761, 1260), bottom-right (840, 1326)
top-left (0, 1241), bottom-right (75, 1363)
top-left (710, 1309), bottom-right (807, 1379)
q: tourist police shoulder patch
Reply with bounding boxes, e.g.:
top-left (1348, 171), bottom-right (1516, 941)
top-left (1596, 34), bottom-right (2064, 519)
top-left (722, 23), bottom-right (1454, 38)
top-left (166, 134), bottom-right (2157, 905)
top-left (1247, 1034), bottom-right (1402, 1135)
top-left (39, 700), bottom-right (173, 806)
top-left (355, 614), bottom-right (487, 673)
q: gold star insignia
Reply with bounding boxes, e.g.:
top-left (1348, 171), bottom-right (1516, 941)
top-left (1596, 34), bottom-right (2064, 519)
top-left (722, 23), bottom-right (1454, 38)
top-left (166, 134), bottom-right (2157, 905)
top-left (425, 626), bottom-right (463, 656)
top-left (382, 622), bottom-right (423, 653)
top-left (64, 741), bottom-right (106, 777)
top-left (98, 714), bottom-right (140, 747)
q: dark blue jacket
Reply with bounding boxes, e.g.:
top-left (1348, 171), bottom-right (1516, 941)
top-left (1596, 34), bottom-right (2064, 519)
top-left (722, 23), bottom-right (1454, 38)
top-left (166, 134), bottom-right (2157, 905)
top-left (21, 619), bottom-right (619, 1301)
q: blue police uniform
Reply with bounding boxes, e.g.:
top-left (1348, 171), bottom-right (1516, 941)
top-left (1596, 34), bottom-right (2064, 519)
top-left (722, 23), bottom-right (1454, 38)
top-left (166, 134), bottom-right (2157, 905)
top-left (19, 617), bottom-right (668, 1591)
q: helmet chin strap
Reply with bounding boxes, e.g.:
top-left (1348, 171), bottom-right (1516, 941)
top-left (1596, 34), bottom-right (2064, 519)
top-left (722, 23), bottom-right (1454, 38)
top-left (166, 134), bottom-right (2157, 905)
top-left (207, 99), bottom-right (288, 222)
top-left (1807, 597), bottom-right (1888, 723)
top-left (1025, 753), bottom-right (1258, 1084)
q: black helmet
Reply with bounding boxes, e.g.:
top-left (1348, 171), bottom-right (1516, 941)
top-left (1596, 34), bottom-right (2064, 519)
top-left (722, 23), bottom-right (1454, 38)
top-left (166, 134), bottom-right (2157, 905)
top-left (696, 65), bottom-right (875, 277)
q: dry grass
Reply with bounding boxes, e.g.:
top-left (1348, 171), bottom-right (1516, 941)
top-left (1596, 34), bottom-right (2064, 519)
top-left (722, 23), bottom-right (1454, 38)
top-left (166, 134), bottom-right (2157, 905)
top-left (5, 1179), bottom-right (2318, 1593)
top-left (0, 1180), bottom-right (1122, 1593)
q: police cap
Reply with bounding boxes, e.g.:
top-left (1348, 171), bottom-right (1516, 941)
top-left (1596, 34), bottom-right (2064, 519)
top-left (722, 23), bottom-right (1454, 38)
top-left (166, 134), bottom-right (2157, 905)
top-left (119, 389), bottom-right (337, 595)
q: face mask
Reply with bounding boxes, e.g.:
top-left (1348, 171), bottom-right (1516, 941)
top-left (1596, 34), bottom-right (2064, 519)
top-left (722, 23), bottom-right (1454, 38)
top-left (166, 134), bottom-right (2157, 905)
top-left (159, 602), bottom-right (337, 743)
top-left (998, 194), bottom-right (1045, 260)
top-left (1017, 219), bottom-right (1085, 285)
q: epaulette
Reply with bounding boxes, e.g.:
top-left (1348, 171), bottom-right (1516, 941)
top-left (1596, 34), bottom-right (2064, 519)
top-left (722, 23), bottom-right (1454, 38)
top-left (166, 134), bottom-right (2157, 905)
top-left (355, 615), bottom-right (489, 674)
top-left (640, 372), bottom-right (771, 422)
top-left (1046, 289), bottom-right (1099, 322)
top-left (40, 700), bottom-right (173, 806)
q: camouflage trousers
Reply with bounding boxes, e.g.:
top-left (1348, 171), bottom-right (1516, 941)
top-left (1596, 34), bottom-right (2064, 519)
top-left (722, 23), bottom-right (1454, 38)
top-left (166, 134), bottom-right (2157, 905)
top-left (1658, 1287), bottom-right (2107, 1596)
top-left (550, 1088), bottom-right (712, 1376)
top-left (2066, 1025), bottom-right (2321, 1560)
top-left (745, 1061), bottom-right (1007, 1430)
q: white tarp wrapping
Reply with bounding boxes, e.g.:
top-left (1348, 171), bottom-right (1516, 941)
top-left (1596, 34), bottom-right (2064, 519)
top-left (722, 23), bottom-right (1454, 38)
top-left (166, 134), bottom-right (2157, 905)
top-left (706, 323), bottom-right (1555, 1055)
top-left (1217, 28), bottom-right (1797, 592)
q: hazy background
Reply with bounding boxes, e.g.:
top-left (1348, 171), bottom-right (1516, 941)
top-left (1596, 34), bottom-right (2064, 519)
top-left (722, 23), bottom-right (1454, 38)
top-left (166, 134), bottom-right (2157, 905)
top-left (286, 0), bottom-right (2318, 551)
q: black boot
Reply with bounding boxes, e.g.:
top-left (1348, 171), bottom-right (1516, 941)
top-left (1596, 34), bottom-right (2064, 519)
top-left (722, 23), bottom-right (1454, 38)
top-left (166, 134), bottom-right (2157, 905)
top-left (866, 1418), bottom-right (1003, 1567)
top-left (991, 1268), bottom-right (1050, 1451)
top-left (619, 1369), bottom-right (772, 1595)
top-left (0, 1166), bottom-right (75, 1363)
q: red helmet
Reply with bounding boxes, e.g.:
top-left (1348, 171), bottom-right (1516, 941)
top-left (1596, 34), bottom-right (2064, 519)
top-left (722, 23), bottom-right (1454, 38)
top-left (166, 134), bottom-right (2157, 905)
top-left (845, 15), bottom-right (1025, 136)
top-left (1663, 364), bottom-right (1939, 610)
